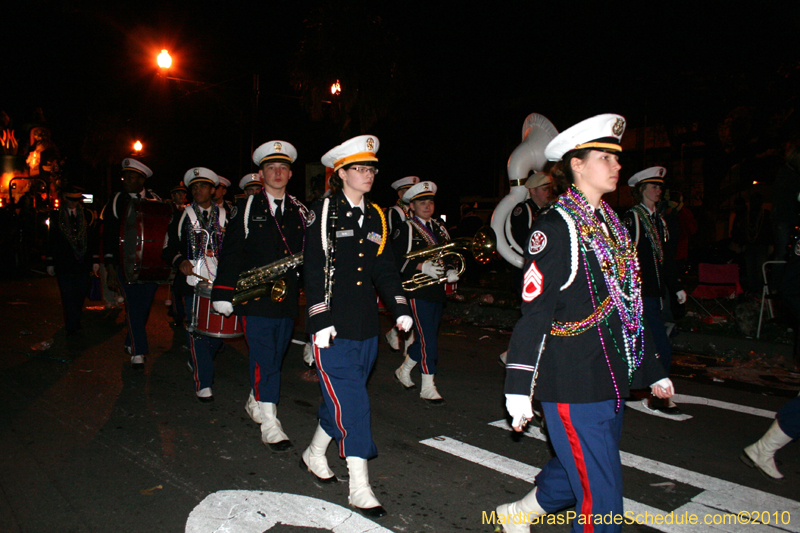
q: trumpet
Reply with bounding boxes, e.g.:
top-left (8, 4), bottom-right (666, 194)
top-left (402, 227), bottom-right (496, 291)
top-left (232, 252), bottom-right (303, 305)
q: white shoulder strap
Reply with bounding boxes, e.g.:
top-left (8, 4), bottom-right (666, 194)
top-left (111, 192), bottom-right (123, 219)
top-left (243, 195), bottom-right (255, 238)
top-left (178, 208), bottom-right (195, 240)
top-left (554, 206), bottom-right (579, 291)
top-left (218, 205), bottom-right (227, 226)
top-left (400, 219), bottom-right (414, 272)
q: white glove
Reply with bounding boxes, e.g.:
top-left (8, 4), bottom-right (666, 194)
top-left (396, 315), bottom-right (413, 332)
top-left (314, 326), bottom-right (337, 349)
top-left (92, 263), bottom-right (100, 272)
top-left (421, 261), bottom-right (445, 279)
top-left (651, 377), bottom-right (675, 398)
top-left (505, 394), bottom-right (534, 430)
top-left (676, 290), bottom-right (687, 305)
top-left (212, 301), bottom-right (234, 317)
top-left (446, 269), bottom-right (459, 283)
top-left (46, 266), bottom-right (55, 276)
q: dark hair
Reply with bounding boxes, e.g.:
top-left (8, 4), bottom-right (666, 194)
top-left (328, 161), bottom-right (377, 195)
top-left (551, 148), bottom-right (592, 196)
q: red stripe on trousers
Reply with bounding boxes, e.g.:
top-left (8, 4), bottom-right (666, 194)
top-left (313, 337), bottom-right (348, 456)
top-left (557, 403), bottom-right (594, 533)
top-left (410, 299), bottom-right (429, 374)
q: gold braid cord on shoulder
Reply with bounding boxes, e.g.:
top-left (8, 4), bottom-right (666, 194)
top-left (372, 203), bottom-right (387, 255)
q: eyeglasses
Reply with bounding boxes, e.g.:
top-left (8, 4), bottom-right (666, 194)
top-left (350, 166), bottom-right (379, 175)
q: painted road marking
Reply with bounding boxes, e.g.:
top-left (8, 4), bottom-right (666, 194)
top-left (626, 394), bottom-right (778, 421)
top-left (186, 490), bottom-right (391, 533)
top-left (422, 436), bottom-right (799, 533)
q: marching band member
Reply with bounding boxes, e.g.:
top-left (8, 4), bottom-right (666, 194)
top-left (239, 172), bottom-right (263, 196)
top-left (494, 115), bottom-right (673, 533)
top-left (384, 176), bottom-right (419, 352)
top-left (386, 176), bottom-right (419, 232)
top-left (211, 141), bottom-right (308, 450)
top-left (162, 167), bottom-right (227, 402)
top-left (392, 180), bottom-right (457, 403)
top-left (167, 182), bottom-right (189, 327)
top-left (624, 167), bottom-right (686, 416)
top-left (214, 176), bottom-right (233, 211)
top-left (302, 135), bottom-right (412, 518)
top-left (509, 172), bottom-right (554, 269)
top-left (46, 184), bottom-right (99, 335)
top-left (101, 158), bottom-right (161, 369)
top-left (169, 182), bottom-right (188, 209)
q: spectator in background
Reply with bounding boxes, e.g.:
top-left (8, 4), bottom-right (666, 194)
top-left (744, 192), bottom-right (772, 294)
top-left (456, 203), bottom-right (483, 238)
top-left (771, 135), bottom-right (800, 272)
top-left (45, 185), bottom-right (99, 335)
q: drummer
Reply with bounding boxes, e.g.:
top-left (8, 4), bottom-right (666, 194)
top-left (100, 158), bottom-right (161, 369)
top-left (212, 140), bottom-right (309, 450)
top-left (162, 167), bottom-right (228, 402)
top-left (239, 173), bottom-right (263, 196)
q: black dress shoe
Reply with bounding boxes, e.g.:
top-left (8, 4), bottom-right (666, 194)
top-left (423, 397), bottom-right (445, 406)
top-left (299, 457), bottom-right (338, 484)
top-left (657, 404), bottom-right (682, 416)
top-left (197, 395), bottom-right (215, 403)
top-left (353, 504), bottom-right (387, 518)
top-left (267, 439), bottom-right (294, 452)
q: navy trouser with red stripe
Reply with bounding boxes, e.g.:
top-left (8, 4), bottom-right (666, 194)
top-left (313, 336), bottom-right (379, 459)
top-left (242, 316), bottom-right (294, 404)
top-left (536, 400), bottom-right (625, 533)
top-left (777, 395), bottom-right (800, 439)
top-left (119, 280), bottom-right (158, 355)
top-left (408, 299), bottom-right (443, 374)
top-left (184, 296), bottom-right (223, 391)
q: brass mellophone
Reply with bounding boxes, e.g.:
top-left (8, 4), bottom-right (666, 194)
top-left (402, 227), bottom-right (496, 291)
top-left (232, 252), bottom-right (304, 305)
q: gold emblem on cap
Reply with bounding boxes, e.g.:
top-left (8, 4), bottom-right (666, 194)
top-left (366, 137), bottom-right (375, 151)
top-left (124, 159), bottom-right (129, 166)
top-left (274, 142), bottom-right (282, 152)
top-left (612, 118), bottom-right (625, 136)
top-left (423, 183), bottom-right (429, 190)
top-left (193, 169), bottom-right (200, 177)
top-left (658, 168), bottom-right (665, 177)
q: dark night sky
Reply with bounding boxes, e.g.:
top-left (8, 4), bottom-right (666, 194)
top-left (4, 1), bottom-right (800, 213)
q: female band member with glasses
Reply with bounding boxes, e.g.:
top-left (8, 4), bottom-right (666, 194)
top-left (301, 135), bottom-right (412, 519)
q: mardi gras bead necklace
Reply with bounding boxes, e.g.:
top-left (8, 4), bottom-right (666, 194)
top-left (632, 204), bottom-right (664, 264)
top-left (59, 205), bottom-right (87, 260)
top-left (552, 186), bottom-right (646, 409)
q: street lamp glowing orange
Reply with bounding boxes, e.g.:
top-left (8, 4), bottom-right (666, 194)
top-left (331, 80), bottom-right (341, 96)
top-left (133, 140), bottom-right (143, 152)
top-left (157, 49), bottom-right (172, 69)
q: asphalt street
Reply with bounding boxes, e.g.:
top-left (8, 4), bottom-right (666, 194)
top-left (1, 275), bottom-right (798, 532)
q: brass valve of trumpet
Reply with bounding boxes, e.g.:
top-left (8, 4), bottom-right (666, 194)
top-left (401, 227), bottom-right (496, 291)
top-left (231, 252), bottom-right (303, 305)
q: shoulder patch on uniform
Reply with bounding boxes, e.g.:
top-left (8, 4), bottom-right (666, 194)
top-left (522, 261), bottom-right (544, 302)
top-left (513, 206), bottom-right (523, 217)
top-left (528, 230), bottom-right (547, 255)
top-left (229, 206), bottom-right (238, 219)
top-left (306, 210), bottom-right (316, 226)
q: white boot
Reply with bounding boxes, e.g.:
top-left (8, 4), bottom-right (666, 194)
top-left (385, 328), bottom-right (400, 351)
top-left (259, 402), bottom-right (292, 451)
top-left (300, 423), bottom-right (337, 483)
top-left (420, 373), bottom-right (444, 405)
top-left (394, 355), bottom-right (417, 389)
top-left (346, 457), bottom-right (386, 518)
top-left (494, 487), bottom-right (546, 533)
top-left (303, 342), bottom-right (316, 368)
top-left (742, 420), bottom-right (793, 480)
top-left (245, 391), bottom-right (263, 423)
